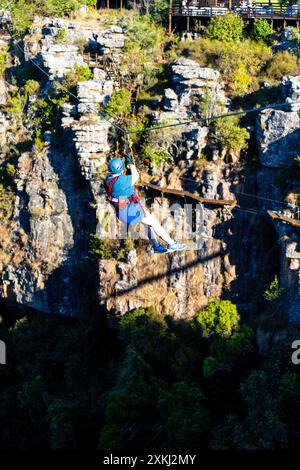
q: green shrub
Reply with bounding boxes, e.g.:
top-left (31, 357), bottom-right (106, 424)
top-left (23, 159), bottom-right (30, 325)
top-left (140, 123), bottom-right (180, 167)
top-left (230, 61), bottom-right (252, 96)
top-left (280, 372), bottom-right (297, 393)
top-left (203, 356), bottom-right (220, 377)
top-left (10, 0), bottom-right (36, 38)
top-left (195, 300), bottom-right (240, 337)
top-left (119, 307), bottom-right (157, 331)
top-left (251, 19), bottom-right (273, 41)
top-left (200, 89), bottom-right (227, 122)
top-left (105, 89), bottom-right (132, 121)
top-left (205, 325), bottom-right (254, 377)
top-left (5, 91), bottom-right (25, 122)
top-left (0, 184), bottom-right (14, 220)
top-left (73, 64), bottom-right (92, 81)
top-left (89, 235), bottom-right (116, 260)
top-left (56, 28), bottom-right (68, 44)
top-left (121, 16), bottom-right (166, 90)
top-left (34, 128), bottom-right (45, 151)
top-left (266, 51), bottom-right (300, 80)
top-left (0, 163), bottom-right (16, 185)
top-left (264, 275), bottom-right (283, 302)
top-left (204, 13), bottom-right (244, 42)
top-left (177, 38), bottom-right (271, 96)
top-left (141, 143), bottom-right (171, 168)
top-left (24, 79), bottom-right (40, 97)
top-left (64, 65), bottom-right (93, 95)
top-left (213, 115), bottom-right (250, 154)
top-left (124, 111), bottom-right (149, 147)
top-left (0, 47), bottom-right (10, 76)
top-left (33, 94), bottom-right (67, 128)
top-left (89, 234), bottom-right (134, 261)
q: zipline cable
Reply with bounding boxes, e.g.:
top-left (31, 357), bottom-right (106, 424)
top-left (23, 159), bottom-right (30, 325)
top-left (125, 102), bottom-right (293, 135)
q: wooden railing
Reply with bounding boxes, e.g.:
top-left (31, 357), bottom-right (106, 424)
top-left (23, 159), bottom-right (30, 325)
top-left (171, 1), bottom-right (300, 19)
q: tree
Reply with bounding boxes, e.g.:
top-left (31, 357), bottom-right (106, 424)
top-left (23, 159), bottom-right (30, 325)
top-left (204, 13), bottom-right (244, 42)
top-left (251, 19), bottom-right (273, 41)
top-left (158, 381), bottom-right (210, 449)
top-left (210, 370), bottom-right (288, 449)
top-left (1, 0), bottom-right (93, 38)
top-left (203, 325), bottom-right (254, 377)
top-left (195, 300), bottom-right (240, 338)
top-left (150, 0), bottom-right (169, 25)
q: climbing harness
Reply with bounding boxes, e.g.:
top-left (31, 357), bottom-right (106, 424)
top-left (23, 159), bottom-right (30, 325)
top-left (105, 175), bottom-right (140, 211)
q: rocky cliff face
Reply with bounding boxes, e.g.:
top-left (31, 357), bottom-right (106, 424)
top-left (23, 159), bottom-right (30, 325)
top-left (1, 17), bottom-right (299, 326)
top-left (255, 75), bottom-right (300, 321)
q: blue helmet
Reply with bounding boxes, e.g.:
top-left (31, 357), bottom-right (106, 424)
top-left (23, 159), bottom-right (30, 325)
top-left (108, 157), bottom-right (125, 174)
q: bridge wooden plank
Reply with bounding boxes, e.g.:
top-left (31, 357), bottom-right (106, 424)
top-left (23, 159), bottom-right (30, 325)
top-left (267, 210), bottom-right (300, 228)
top-left (137, 181), bottom-right (236, 207)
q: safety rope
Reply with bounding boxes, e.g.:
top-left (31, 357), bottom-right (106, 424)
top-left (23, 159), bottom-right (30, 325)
top-left (124, 131), bottom-right (135, 164)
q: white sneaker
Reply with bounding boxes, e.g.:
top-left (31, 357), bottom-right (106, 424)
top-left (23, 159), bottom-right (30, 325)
top-left (167, 241), bottom-right (187, 252)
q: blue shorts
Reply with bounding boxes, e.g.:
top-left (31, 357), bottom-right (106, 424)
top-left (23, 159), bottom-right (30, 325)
top-left (117, 201), bottom-right (144, 225)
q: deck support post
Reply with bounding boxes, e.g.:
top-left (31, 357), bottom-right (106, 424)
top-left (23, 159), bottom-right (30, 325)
top-left (168, 0), bottom-right (173, 34)
top-left (187, 15), bottom-right (190, 31)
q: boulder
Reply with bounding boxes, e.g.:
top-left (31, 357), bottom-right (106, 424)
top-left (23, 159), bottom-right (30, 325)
top-left (163, 88), bottom-right (179, 111)
top-left (40, 44), bottom-right (87, 77)
top-left (282, 75), bottom-right (300, 110)
top-left (172, 58), bottom-right (220, 82)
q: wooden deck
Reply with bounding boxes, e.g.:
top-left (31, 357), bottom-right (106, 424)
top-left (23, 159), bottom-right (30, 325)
top-left (170, 1), bottom-right (300, 30)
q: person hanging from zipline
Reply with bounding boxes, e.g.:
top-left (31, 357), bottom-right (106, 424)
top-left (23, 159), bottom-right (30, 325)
top-left (105, 154), bottom-right (187, 254)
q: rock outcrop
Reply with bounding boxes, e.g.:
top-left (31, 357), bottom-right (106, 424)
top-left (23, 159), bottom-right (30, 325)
top-left (156, 57), bottom-right (228, 125)
top-left (24, 16), bottom-right (126, 79)
top-left (257, 109), bottom-right (300, 168)
top-left (270, 216), bottom-right (300, 322)
top-left (257, 74), bottom-right (300, 168)
top-left (40, 44), bottom-right (87, 78)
